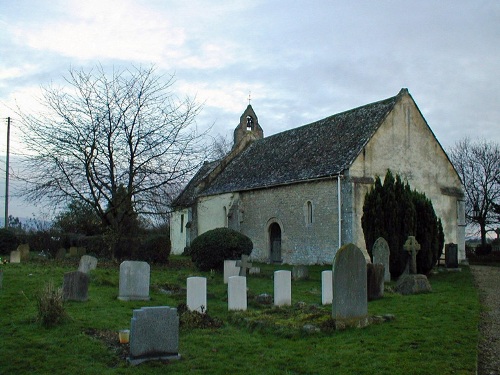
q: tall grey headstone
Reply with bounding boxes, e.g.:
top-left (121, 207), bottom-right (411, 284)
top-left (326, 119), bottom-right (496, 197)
top-left (128, 306), bottom-right (181, 365)
top-left (78, 255), bottom-right (98, 274)
top-left (223, 260), bottom-right (240, 284)
top-left (187, 277), bottom-right (207, 313)
top-left (274, 270), bottom-right (291, 306)
top-left (228, 276), bottom-right (247, 311)
top-left (10, 250), bottom-right (21, 263)
top-left (332, 243), bottom-right (367, 320)
top-left (445, 243), bottom-right (459, 268)
top-left (372, 237), bottom-right (391, 282)
top-left (321, 270), bottom-right (333, 305)
top-left (118, 261), bottom-right (150, 301)
top-left (63, 271), bottom-right (89, 301)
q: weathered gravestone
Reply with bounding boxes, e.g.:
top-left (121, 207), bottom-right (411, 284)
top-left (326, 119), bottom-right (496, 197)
top-left (69, 247), bottom-right (78, 257)
top-left (118, 261), bottom-right (150, 301)
top-left (332, 243), bottom-right (368, 323)
top-left (223, 260), bottom-right (240, 284)
top-left (186, 277), bottom-right (207, 313)
top-left (236, 254), bottom-right (252, 276)
top-left (63, 271), bottom-right (90, 301)
top-left (445, 243), bottom-right (459, 268)
top-left (396, 236), bottom-right (432, 295)
top-left (321, 270), bottom-right (333, 305)
top-left (78, 255), bottom-right (98, 274)
top-left (18, 244), bottom-right (30, 261)
top-left (55, 248), bottom-right (66, 260)
top-left (128, 306), bottom-right (181, 365)
top-left (292, 265), bottom-right (309, 280)
top-left (10, 250), bottom-right (21, 263)
top-left (228, 276), bottom-right (247, 311)
top-left (366, 263), bottom-right (385, 301)
top-left (372, 237), bottom-right (391, 282)
top-left (274, 270), bottom-right (291, 306)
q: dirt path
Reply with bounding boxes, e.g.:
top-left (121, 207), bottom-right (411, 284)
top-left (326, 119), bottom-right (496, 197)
top-left (470, 265), bottom-right (500, 375)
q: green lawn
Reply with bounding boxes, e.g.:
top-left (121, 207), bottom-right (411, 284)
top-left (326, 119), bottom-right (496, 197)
top-left (0, 257), bottom-right (479, 374)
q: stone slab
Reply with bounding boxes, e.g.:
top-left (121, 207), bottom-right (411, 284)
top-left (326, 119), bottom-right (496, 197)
top-left (395, 274), bottom-right (432, 295)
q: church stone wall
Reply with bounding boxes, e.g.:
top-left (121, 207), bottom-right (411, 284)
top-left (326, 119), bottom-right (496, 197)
top-left (349, 93), bottom-right (465, 259)
top-left (239, 179), bottom-right (342, 265)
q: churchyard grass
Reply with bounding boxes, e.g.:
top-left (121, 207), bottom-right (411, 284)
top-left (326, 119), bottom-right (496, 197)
top-left (0, 256), bottom-right (479, 374)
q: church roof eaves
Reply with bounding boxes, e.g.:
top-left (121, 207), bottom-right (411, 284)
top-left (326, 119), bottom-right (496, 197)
top-left (198, 89), bottom-right (404, 197)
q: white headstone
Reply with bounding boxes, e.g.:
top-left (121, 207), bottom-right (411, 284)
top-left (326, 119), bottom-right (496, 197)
top-left (321, 270), bottom-right (333, 305)
top-left (274, 270), bottom-right (291, 306)
top-left (118, 261), bottom-right (150, 301)
top-left (228, 276), bottom-right (247, 311)
top-left (372, 237), bottom-right (391, 282)
top-left (128, 306), bottom-right (181, 365)
top-left (78, 255), bottom-right (98, 274)
top-left (187, 277), bottom-right (207, 313)
top-left (10, 250), bottom-right (21, 263)
top-left (223, 260), bottom-right (240, 284)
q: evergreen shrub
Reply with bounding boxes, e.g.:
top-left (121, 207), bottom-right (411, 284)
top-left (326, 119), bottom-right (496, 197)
top-left (190, 228), bottom-right (253, 271)
top-left (133, 234), bottom-right (171, 264)
top-left (0, 228), bottom-right (18, 255)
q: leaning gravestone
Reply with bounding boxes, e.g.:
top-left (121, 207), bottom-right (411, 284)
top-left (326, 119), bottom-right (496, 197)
top-left (372, 237), bottom-right (391, 282)
top-left (128, 306), bottom-right (181, 365)
top-left (445, 243), bottom-right (459, 268)
top-left (187, 277), bottom-right (207, 313)
top-left (63, 271), bottom-right (90, 301)
top-left (228, 276), bottom-right (247, 311)
top-left (78, 255), bottom-right (98, 274)
top-left (366, 263), bottom-right (384, 301)
top-left (10, 250), bottom-right (21, 263)
top-left (118, 261), bottom-right (150, 301)
top-left (223, 260), bottom-right (240, 284)
top-left (274, 270), bottom-right (291, 306)
top-left (321, 270), bottom-right (333, 305)
top-left (332, 243), bottom-right (368, 322)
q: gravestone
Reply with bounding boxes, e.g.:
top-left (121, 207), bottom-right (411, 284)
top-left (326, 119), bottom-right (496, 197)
top-left (78, 255), bottom-right (98, 274)
top-left (77, 247), bottom-right (87, 257)
top-left (118, 261), bottom-right (150, 301)
top-left (228, 276), bottom-right (247, 311)
top-left (404, 236), bottom-right (420, 274)
top-left (69, 247), bottom-right (78, 257)
top-left (18, 244), bottom-right (30, 261)
top-left (10, 250), bottom-right (21, 263)
top-left (445, 243), bottom-right (459, 268)
top-left (128, 306), bottom-right (181, 365)
top-left (274, 270), bottom-right (291, 306)
top-left (249, 267), bottom-right (261, 275)
top-left (236, 254), bottom-right (252, 276)
top-left (187, 277), bottom-right (207, 313)
top-left (396, 274), bottom-right (432, 295)
top-left (63, 271), bottom-right (89, 301)
top-left (223, 260), bottom-right (240, 284)
top-left (366, 263), bottom-right (385, 301)
top-left (372, 237), bottom-right (391, 282)
top-left (292, 265), bottom-right (309, 280)
top-left (321, 270), bottom-right (333, 305)
top-left (332, 243), bottom-right (368, 321)
top-left (55, 248), bottom-right (66, 260)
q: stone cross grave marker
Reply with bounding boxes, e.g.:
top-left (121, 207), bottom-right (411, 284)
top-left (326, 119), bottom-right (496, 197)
top-left (10, 250), bottom-right (21, 263)
top-left (118, 261), bottom-right (151, 301)
top-left (332, 243), bottom-right (367, 321)
top-left (404, 236), bottom-right (421, 274)
top-left (223, 260), bottom-right (240, 284)
top-left (63, 271), bottom-right (90, 301)
top-left (128, 306), bottom-right (181, 365)
top-left (187, 277), bottom-right (207, 313)
top-left (78, 255), bottom-right (98, 274)
top-left (321, 270), bottom-right (333, 305)
top-left (228, 276), bottom-right (247, 311)
top-left (274, 270), bottom-right (291, 306)
top-left (236, 254), bottom-right (252, 276)
top-left (372, 237), bottom-right (391, 282)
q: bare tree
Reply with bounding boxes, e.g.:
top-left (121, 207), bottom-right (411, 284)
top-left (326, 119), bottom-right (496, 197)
top-left (16, 65), bottom-right (208, 255)
top-left (448, 138), bottom-right (500, 248)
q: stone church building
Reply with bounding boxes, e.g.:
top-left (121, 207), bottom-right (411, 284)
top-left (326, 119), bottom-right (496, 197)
top-left (170, 88), bottom-right (465, 264)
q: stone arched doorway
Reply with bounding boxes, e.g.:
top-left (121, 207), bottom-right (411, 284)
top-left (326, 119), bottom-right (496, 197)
top-left (269, 222), bottom-right (282, 263)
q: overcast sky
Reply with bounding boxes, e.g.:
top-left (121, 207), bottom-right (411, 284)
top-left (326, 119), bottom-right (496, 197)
top-left (0, 0), bottom-right (499, 218)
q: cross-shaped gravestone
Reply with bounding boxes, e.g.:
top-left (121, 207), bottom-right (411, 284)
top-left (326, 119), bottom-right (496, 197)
top-left (236, 254), bottom-right (252, 276)
top-left (403, 236), bottom-right (421, 274)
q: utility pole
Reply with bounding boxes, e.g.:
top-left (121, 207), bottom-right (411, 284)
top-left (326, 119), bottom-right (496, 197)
top-left (5, 117), bottom-right (10, 229)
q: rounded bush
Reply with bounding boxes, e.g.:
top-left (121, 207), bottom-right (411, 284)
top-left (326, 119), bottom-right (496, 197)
top-left (190, 228), bottom-right (253, 271)
top-left (133, 234), bottom-right (171, 264)
top-left (0, 228), bottom-right (19, 255)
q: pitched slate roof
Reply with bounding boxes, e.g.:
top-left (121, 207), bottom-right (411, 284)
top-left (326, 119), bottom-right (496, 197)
top-left (174, 89), bottom-right (406, 206)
